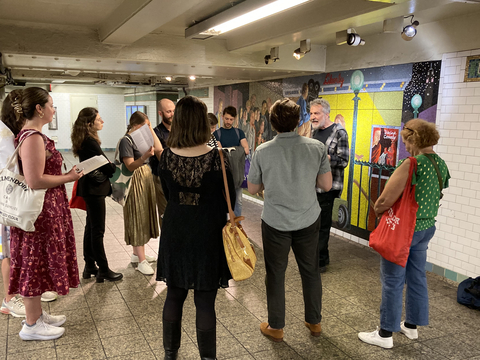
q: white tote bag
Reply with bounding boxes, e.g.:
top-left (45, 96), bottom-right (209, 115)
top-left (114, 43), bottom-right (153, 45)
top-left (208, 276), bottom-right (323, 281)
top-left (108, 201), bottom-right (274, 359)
top-left (0, 133), bottom-right (47, 232)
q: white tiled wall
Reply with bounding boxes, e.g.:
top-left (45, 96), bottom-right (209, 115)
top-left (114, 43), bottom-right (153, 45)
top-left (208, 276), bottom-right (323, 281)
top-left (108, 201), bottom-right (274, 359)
top-left (98, 94), bottom-right (128, 149)
top-left (49, 93), bottom-right (125, 151)
top-left (431, 48), bottom-right (480, 277)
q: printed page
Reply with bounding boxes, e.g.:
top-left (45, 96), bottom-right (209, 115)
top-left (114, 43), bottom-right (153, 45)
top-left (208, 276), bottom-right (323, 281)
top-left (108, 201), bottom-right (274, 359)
top-left (130, 124), bottom-right (154, 154)
top-left (76, 155), bottom-right (109, 175)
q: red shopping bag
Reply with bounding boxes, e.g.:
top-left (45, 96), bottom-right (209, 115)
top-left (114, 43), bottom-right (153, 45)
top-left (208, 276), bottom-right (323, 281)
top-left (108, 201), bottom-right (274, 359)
top-left (369, 157), bottom-right (418, 267)
top-left (69, 180), bottom-right (86, 211)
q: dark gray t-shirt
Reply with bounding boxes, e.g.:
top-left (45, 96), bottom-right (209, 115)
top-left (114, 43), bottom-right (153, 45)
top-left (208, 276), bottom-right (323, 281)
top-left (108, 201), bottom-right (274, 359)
top-left (119, 135), bottom-right (142, 163)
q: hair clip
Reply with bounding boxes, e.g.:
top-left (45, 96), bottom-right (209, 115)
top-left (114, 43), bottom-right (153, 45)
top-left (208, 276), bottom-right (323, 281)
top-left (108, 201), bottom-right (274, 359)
top-left (12, 97), bottom-right (23, 114)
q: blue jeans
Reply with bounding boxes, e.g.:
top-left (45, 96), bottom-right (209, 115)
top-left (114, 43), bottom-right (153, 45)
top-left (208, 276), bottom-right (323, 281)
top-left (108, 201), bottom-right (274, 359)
top-left (233, 188), bottom-right (243, 218)
top-left (380, 226), bottom-right (436, 332)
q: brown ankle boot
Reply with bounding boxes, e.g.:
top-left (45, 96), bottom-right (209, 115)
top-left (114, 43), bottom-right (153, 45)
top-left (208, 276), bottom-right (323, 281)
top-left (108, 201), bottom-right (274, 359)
top-left (260, 322), bottom-right (284, 342)
top-left (305, 321), bottom-right (322, 337)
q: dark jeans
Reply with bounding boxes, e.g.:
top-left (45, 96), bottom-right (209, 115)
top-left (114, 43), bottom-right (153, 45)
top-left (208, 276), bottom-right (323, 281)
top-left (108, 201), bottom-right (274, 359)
top-left (83, 195), bottom-right (109, 271)
top-left (261, 215), bottom-right (322, 329)
top-left (316, 190), bottom-right (340, 267)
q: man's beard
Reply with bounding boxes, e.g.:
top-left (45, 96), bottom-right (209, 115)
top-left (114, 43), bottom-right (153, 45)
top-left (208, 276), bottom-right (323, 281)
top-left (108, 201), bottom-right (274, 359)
top-left (163, 116), bottom-right (172, 125)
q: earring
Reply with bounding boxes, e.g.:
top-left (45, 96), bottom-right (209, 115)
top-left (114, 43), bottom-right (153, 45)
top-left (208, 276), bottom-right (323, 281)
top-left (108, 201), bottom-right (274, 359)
top-left (39, 112), bottom-right (44, 118)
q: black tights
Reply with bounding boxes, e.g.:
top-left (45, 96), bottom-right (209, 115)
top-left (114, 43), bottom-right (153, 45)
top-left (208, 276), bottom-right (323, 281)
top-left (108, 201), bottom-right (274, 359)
top-left (163, 286), bottom-right (218, 331)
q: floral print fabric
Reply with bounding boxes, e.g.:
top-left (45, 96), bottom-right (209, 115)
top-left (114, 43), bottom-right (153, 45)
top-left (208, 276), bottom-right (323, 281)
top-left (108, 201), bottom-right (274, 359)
top-left (9, 130), bottom-right (79, 297)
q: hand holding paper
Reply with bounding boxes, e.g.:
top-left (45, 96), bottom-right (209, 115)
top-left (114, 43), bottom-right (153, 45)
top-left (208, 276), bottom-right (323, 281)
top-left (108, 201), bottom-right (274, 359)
top-left (75, 155), bottom-right (109, 175)
top-left (130, 124), bottom-right (154, 154)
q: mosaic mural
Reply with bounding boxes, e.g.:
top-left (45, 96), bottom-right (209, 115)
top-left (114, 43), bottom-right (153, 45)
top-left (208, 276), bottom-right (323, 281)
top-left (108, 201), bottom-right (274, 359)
top-left (214, 61), bottom-right (441, 240)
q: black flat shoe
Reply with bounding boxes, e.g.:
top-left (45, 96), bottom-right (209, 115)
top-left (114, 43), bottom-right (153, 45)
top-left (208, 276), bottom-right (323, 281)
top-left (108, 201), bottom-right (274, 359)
top-left (82, 266), bottom-right (99, 279)
top-left (96, 269), bottom-right (123, 283)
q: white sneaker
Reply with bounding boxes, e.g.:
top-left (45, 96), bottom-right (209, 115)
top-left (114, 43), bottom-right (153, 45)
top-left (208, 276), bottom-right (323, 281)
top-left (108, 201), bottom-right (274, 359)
top-left (358, 327), bottom-right (393, 349)
top-left (137, 260), bottom-right (155, 275)
top-left (40, 291), bottom-right (58, 302)
top-left (1, 296), bottom-right (26, 318)
top-left (41, 310), bottom-right (66, 327)
top-left (400, 321), bottom-right (418, 340)
top-left (19, 317), bottom-right (65, 341)
top-left (131, 254), bottom-right (157, 263)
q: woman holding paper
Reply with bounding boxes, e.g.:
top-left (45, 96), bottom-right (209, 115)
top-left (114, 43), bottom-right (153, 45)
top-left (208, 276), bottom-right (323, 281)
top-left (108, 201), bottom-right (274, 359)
top-left (3, 87), bottom-right (82, 341)
top-left (119, 111), bottom-right (162, 275)
top-left (71, 107), bottom-right (122, 283)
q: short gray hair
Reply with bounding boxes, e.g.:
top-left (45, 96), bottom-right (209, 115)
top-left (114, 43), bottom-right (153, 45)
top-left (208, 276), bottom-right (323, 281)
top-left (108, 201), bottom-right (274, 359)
top-left (310, 98), bottom-right (330, 114)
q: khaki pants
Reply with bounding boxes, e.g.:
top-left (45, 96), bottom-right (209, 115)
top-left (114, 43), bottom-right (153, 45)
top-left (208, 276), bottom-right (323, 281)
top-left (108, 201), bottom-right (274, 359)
top-left (298, 120), bottom-right (312, 138)
top-left (153, 174), bottom-right (168, 229)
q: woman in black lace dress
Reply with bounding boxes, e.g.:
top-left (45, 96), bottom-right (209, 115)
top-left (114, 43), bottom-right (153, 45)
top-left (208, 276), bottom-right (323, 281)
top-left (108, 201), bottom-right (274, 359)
top-left (157, 96), bottom-right (235, 360)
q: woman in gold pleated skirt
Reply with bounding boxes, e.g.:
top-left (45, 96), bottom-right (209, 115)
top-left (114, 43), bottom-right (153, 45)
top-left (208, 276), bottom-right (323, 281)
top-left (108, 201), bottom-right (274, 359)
top-left (118, 111), bottom-right (162, 275)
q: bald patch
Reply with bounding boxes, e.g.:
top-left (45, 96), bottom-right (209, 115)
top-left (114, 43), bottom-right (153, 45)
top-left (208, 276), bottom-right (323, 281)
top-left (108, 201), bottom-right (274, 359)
top-left (159, 98), bottom-right (174, 112)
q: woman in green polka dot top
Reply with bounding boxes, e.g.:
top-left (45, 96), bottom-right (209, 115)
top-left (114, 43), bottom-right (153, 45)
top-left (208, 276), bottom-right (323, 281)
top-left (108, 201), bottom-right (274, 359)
top-left (359, 119), bottom-right (450, 349)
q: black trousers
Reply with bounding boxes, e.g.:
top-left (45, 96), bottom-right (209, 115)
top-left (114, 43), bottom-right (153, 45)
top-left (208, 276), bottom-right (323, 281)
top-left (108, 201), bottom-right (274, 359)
top-left (316, 190), bottom-right (340, 267)
top-left (83, 195), bottom-right (109, 271)
top-left (261, 215), bottom-right (322, 329)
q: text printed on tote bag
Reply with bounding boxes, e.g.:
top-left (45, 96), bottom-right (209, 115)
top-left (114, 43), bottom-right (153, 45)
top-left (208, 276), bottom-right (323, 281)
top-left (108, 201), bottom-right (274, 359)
top-left (385, 208), bottom-right (400, 230)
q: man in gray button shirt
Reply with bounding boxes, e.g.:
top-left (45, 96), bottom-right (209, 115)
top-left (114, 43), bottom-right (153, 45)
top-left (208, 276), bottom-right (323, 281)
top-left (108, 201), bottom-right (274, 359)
top-left (248, 99), bottom-right (332, 342)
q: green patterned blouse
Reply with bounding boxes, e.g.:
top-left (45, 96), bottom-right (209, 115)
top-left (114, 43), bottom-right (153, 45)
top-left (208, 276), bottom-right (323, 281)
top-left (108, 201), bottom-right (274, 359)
top-left (397, 153), bottom-right (450, 232)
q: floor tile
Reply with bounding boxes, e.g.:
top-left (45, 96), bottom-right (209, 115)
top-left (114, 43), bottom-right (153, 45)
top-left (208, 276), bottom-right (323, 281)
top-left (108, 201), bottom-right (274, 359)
top-left (0, 188), bottom-right (470, 360)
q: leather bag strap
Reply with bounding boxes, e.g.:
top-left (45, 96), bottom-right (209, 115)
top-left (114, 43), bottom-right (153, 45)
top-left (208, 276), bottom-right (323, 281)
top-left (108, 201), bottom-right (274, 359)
top-left (218, 149), bottom-right (236, 227)
top-left (423, 153), bottom-right (444, 198)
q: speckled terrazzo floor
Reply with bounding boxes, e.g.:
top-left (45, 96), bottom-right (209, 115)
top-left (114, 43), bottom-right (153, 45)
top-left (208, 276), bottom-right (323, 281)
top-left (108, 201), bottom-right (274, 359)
top-left (0, 152), bottom-right (478, 360)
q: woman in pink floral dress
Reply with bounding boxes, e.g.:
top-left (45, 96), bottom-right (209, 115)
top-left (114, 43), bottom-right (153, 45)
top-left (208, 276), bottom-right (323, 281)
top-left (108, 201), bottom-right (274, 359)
top-left (4, 88), bottom-right (83, 341)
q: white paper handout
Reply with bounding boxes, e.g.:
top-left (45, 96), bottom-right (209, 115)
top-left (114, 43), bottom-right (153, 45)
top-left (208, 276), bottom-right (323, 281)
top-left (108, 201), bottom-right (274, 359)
top-left (130, 124), bottom-right (154, 154)
top-left (76, 155), bottom-right (109, 175)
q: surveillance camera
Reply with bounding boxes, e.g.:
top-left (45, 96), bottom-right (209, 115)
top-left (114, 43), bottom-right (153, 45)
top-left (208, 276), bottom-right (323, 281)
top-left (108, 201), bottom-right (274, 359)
top-left (347, 33), bottom-right (365, 46)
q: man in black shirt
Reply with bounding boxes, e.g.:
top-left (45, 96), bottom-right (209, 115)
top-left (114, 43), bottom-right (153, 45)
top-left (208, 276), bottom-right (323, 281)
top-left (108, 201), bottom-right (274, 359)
top-left (150, 98), bottom-right (175, 228)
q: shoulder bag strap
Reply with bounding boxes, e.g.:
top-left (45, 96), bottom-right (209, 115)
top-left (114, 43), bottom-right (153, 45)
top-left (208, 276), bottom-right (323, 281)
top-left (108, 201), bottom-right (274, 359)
top-left (218, 149), bottom-right (236, 227)
top-left (5, 130), bottom-right (42, 170)
top-left (423, 153), bottom-right (444, 198)
top-left (115, 136), bottom-right (133, 162)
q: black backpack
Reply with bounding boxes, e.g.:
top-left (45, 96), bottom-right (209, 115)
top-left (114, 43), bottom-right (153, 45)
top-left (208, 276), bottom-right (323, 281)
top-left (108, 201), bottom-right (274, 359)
top-left (457, 276), bottom-right (480, 309)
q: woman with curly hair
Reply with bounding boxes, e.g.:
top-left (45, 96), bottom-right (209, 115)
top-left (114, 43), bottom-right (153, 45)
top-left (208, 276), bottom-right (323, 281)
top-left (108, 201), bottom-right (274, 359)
top-left (3, 87), bottom-right (82, 340)
top-left (71, 107), bottom-right (122, 283)
top-left (359, 119), bottom-right (450, 348)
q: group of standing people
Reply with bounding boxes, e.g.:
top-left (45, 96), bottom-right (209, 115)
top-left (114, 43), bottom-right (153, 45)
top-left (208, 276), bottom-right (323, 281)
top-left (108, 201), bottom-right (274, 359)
top-left (0, 87), bottom-right (450, 359)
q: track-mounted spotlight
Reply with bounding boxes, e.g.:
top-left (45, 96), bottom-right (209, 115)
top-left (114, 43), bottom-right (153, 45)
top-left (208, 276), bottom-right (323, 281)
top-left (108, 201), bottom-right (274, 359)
top-left (401, 15), bottom-right (419, 41)
top-left (336, 28), bottom-right (365, 46)
top-left (265, 47), bottom-right (279, 64)
top-left (293, 39), bottom-right (311, 60)
top-left (347, 29), bottom-right (365, 46)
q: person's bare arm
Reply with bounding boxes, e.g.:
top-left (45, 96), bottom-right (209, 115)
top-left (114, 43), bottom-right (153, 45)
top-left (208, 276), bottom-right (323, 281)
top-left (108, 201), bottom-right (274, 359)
top-left (240, 138), bottom-right (249, 155)
top-left (20, 134), bottom-right (82, 189)
top-left (316, 172), bottom-right (332, 192)
top-left (146, 120), bottom-right (163, 159)
top-left (247, 181), bottom-right (264, 194)
top-left (374, 159), bottom-right (410, 216)
top-left (123, 147), bottom-right (155, 172)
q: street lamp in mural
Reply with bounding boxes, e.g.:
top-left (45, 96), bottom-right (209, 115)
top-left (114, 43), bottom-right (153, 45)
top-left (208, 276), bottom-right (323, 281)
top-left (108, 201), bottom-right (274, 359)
top-left (411, 94), bottom-right (422, 119)
top-left (346, 70), bottom-right (365, 228)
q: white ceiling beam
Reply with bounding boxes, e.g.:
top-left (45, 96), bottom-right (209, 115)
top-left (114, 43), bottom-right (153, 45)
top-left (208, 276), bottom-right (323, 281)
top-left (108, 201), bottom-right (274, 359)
top-left (99, 0), bottom-right (203, 45)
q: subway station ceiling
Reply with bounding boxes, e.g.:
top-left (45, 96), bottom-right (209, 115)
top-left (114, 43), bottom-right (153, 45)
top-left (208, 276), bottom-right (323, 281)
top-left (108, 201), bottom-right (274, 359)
top-left (0, 0), bottom-right (479, 90)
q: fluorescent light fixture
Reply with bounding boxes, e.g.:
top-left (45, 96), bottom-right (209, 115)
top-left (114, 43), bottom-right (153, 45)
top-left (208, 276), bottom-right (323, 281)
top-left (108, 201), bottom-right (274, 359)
top-left (186, 0), bottom-right (311, 39)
